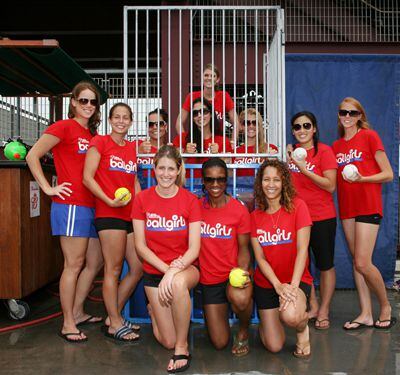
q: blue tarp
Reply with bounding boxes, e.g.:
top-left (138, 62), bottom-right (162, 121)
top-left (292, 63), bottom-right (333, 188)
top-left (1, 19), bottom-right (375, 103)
top-left (286, 54), bottom-right (399, 288)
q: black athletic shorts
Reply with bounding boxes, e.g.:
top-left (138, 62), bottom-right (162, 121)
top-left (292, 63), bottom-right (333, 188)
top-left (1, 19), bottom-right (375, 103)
top-left (254, 282), bottom-right (311, 310)
top-left (355, 213), bottom-right (382, 225)
top-left (95, 217), bottom-right (133, 234)
top-left (143, 272), bottom-right (163, 288)
top-left (200, 281), bottom-right (229, 305)
top-left (309, 217), bottom-right (336, 271)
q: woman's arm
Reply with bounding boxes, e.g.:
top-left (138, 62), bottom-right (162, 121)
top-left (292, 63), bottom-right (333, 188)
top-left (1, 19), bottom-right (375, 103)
top-left (175, 109), bottom-right (189, 134)
top-left (290, 225), bottom-right (311, 288)
top-left (82, 147), bottom-right (128, 207)
top-left (134, 177), bottom-right (142, 195)
top-left (176, 221), bottom-right (201, 268)
top-left (237, 233), bottom-right (251, 271)
top-left (26, 134), bottom-right (72, 199)
top-left (352, 150), bottom-right (394, 184)
top-left (228, 108), bottom-right (241, 140)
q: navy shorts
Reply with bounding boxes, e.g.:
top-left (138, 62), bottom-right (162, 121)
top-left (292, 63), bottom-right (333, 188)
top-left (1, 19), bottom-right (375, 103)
top-left (310, 217), bottom-right (336, 271)
top-left (50, 202), bottom-right (98, 238)
top-left (254, 282), bottom-right (311, 310)
top-left (200, 281), bottom-right (229, 305)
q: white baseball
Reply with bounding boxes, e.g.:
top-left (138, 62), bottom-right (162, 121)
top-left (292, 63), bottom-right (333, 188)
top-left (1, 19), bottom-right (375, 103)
top-left (292, 147), bottom-right (307, 161)
top-left (343, 164), bottom-right (359, 180)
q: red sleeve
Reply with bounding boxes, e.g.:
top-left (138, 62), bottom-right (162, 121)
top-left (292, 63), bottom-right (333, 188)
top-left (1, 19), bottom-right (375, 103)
top-left (182, 93), bottom-right (193, 112)
top-left (89, 135), bottom-right (105, 153)
top-left (44, 121), bottom-right (66, 141)
top-left (295, 199), bottom-right (312, 230)
top-left (368, 130), bottom-right (385, 154)
top-left (188, 193), bottom-right (202, 222)
top-left (320, 146), bottom-right (338, 171)
top-left (237, 203), bottom-right (251, 234)
top-left (131, 191), bottom-right (146, 220)
top-left (224, 92), bottom-right (235, 112)
top-left (224, 137), bottom-right (233, 152)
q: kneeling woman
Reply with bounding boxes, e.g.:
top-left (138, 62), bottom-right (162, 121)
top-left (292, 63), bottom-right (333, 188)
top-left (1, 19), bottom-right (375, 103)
top-left (199, 158), bottom-right (253, 356)
top-left (132, 145), bottom-right (201, 373)
top-left (83, 103), bottom-right (143, 341)
top-left (251, 159), bottom-right (312, 358)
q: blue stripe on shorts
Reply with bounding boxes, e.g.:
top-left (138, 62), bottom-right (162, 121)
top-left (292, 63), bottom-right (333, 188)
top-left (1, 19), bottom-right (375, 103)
top-left (50, 202), bottom-right (98, 238)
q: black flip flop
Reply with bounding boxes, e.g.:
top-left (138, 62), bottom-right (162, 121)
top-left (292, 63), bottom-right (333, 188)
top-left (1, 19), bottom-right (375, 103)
top-left (374, 317), bottom-right (397, 330)
top-left (76, 315), bottom-right (103, 327)
top-left (58, 330), bottom-right (88, 343)
top-left (343, 321), bottom-right (374, 331)
top-left (167, 354), bottom-right (192, 373)
top-left (104, 325), bottom-right (140, 342)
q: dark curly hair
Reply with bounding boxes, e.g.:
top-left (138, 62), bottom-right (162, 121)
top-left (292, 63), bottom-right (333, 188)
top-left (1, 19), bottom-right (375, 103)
top-left (254, 159), bottom-right (295, 212)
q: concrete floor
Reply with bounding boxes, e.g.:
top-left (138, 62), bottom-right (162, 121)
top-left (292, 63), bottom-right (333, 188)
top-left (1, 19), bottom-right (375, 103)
top-left (0, 287), bottom-right (399, 375)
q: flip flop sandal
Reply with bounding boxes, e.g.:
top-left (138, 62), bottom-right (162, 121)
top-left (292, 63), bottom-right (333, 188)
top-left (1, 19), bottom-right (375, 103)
top-left (123, 318), bottom-right (141, 332)
top-left (315, 318), bottom-right (330, 330)
top-left (343, 321), bottom-right (374, 331)
top-left (76, 315), bottom-right (103, 327)
top-left (167, 354), bottom-right (191, 373)
top-left (104, 325), bottom-right (140, 342)
top-left (58, 330), bottom-right (88, 343)
top-left (374, 317), bottom-right (397, 330)
top-left (293, 342), bottom-right (311, 359)
top-left (231, 335), bottom-right (250, 357)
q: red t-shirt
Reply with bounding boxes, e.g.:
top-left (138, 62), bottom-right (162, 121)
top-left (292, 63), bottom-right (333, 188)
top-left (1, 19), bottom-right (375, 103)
top-left (332, 129), bottom-right (385, 219)
top-left (136, 140), bottom-right (157, 178)
top-left (251, 198), bottom-right (313, 289)
top-left (44, 119), bottom-right (95, 207)
top-left (199, 197), bottom-right (251, 284)
top-left (234, 144), bottom-right (279, 177)
top-left (131, 186), bottom-right (202, 275)
top-left (288, 143), bottom-right (337, 221)
top-left (89, 135), bottom-right (137, 221)
top-left (173, 132), bottom-right (233, 178)
top-left (181, 91), bottom-right (234, 122)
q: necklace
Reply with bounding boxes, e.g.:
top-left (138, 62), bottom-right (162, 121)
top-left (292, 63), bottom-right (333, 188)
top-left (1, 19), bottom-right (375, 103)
top-left (268, 207), bottom-right (282, 229)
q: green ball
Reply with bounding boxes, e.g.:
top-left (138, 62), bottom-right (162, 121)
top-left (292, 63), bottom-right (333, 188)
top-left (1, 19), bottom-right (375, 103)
top-left (4, 141), bottom-right (27, 161)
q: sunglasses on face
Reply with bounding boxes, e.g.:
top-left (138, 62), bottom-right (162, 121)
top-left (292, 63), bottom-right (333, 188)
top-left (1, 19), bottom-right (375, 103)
top-left (77, 98), bottom-right (98, 106)
top-left (148, 121), bottom-right (166, 128)
top-left (292, 122), bottom-right (312, 131)
top-left (192, 109), bottom-right (210, 117)
top-left (242, 120), bottom-right (257, 126)
top-left (203, 176), bottom-right (227, 184)
top-left (338, 109), bottom-right (361, 117)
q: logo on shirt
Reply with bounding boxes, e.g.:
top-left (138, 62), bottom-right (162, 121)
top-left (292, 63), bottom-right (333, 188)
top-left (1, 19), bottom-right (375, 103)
top-left (78, 138), bottom-right (90, 154)
top-left (257, 228), bottom-right (292, 246)
top-left (201, 222), bottom-right (232, 239)
top-left (336, 149), bottom-right (363, 166)
top-left (109, 155), bottom-right (137, 174)
top-left (146, 213), bottom-right (187, 232)
top-left (234, 157), bottom-right (262, 165)
top-left (137, 156), bottom-right (154, 165)
top-left (288, 162), bottom-right (316, 173)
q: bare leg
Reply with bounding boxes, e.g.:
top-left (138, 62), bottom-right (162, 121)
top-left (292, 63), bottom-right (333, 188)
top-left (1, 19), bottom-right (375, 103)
top-left (316, 268), bottom-right (336, 329)
top-left (73, 238), bottom-right (103, 323)
top-left (258, 308), bottom-right (285, 353)
top-left (59, 236), bottom-right (88, 341)
top-left (203, 304), bottom-right (230, 349)
top-left (308, 284), bottom-right (319, 320)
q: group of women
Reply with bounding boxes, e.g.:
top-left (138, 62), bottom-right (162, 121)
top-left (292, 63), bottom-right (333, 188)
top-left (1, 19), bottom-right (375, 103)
top-left (26, 77), bottom-right (395, 374)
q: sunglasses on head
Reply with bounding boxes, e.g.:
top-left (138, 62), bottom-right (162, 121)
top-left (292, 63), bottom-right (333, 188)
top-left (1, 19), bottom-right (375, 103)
top-left (338, 109), bottom-right (361, 117)
top-left (243, 120), bottom-right (257, 126)
top-left (292, 122), bottom-right (312, 131)
top-left (148, 121), bottom-right (166, 128)
top-left (192, 109), bottom-right (210, 117)
top-left (77, 98), bottom-right (98, 106)
top-left (203, 176), bottom-right (227, 184)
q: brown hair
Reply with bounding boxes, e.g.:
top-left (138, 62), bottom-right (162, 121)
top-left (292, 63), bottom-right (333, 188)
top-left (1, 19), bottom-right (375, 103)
top-left (68, 81), bottom-right (101, 135)
top-left (254, 159), bottom-right (295, 212)
top-left (154, 145), bottom-right (186, 187)
top-left (109, 102), bottom-right (133, 121)
top-left (337, 97), bottom-right (371, 138)
top-left (239, 108), bottom-right (266, 152)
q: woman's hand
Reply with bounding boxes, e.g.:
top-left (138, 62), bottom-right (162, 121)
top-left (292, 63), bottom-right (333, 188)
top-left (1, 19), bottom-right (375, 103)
top-left (186, 143), bottom-right (197, 154)
top-left (139, 140), bottom-right (152, 154)
top-left (44, 182), bottom-right (73, 200)
top-left (209, 143), bottom-right (219, 154)
top-left (239, 270), bottom-right (252, 289)
top-left (169, 256), bottom-right (186, 270)
top-left (342, 170), bottom-right (363, 183)
top-left (276, 283), bottom-right (298, 311)
top-left (158, 268), bottom-right (177, 306)
top-left (286, 144), bottom-right (294, 160)
top-left (107, 194), bottom-right (131, 208)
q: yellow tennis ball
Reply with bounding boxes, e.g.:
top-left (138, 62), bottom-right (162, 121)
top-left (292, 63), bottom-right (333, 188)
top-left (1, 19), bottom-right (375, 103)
top-left (114, 187), bottom-right (131, 202)
top-left (229, 268), bottom-right (248, 288)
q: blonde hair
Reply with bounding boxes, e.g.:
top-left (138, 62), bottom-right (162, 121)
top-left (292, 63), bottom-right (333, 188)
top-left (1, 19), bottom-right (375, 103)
top-left (337, 97), bottom-right (371, 138)
top-left (239, 108), bottom-right (266, 152)
top-left (153, 145), bottom-right (186, 187)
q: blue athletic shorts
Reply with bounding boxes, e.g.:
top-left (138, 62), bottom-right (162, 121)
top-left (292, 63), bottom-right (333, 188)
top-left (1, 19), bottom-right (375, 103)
top-left (50, 202), bottom-right (98, 238)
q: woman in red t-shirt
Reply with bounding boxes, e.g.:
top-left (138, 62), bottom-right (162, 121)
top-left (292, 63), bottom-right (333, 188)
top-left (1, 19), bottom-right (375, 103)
top-left (234, 108), bottom-right (278, 177)
top-left (332, 97), bottom-right (395, 330)
top-left (175, 63), bottom-right (240, 137)
top-left (132, 145), bottom-right (201, 374)
top-left (287, 111), bottom-right (337, 330)
top-left (26, 81), bottom-right (104, 342)
top-left (83, 103), bottom-right (142, 342)
top-left (199, 158), bottom-right (253, 357)
top-left (173, 97), bottom-right (232, 178)
top-left (251, 159), bottom-right (312, 358)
